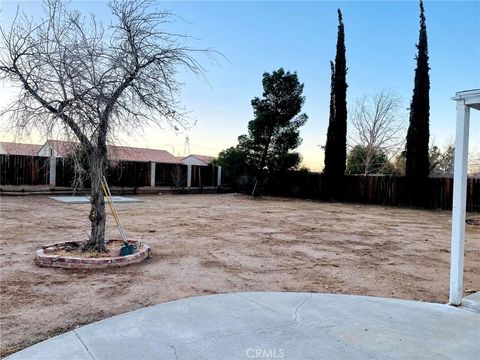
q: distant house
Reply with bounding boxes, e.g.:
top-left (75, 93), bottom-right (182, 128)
top-left (180, 154), bottom-right (216, 166)
top-left (0, 142), bottom-right (43, 156)
top-left (37, 140), bottom-right (182, 186)
top-left (1, 140), bottom-right (222, 188)
top-left (176, 154), bottom-right (220, 188)
top-left (107, 144), bottom-right (182, 187)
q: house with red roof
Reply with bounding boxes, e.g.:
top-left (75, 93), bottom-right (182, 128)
top-left (38, 140), bottom-right (180, 164)
top-left (1, 140), bottom-right (222, 188)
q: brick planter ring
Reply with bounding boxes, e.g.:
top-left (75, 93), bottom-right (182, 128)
top-left (35, 240), bottom-right (151, 269)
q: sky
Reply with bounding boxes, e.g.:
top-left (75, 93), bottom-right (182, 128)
top-left (0, 0), bottom-right (479, 171)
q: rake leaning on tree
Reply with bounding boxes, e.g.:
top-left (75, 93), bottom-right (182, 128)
top-left (0, 0), bottom-right (211, 252)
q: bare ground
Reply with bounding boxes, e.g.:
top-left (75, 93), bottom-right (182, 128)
top-left (0, 194), bottom-right (479, 357)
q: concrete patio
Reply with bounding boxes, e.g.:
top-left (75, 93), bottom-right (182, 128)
top-left (6, 292), bottom-right (479, 360)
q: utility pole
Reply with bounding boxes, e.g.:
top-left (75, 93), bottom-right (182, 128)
top-left (184, 136), bottom-right (191, 156)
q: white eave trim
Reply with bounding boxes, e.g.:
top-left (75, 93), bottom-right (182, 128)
top-left (452, 89), bottom-right (480, 110)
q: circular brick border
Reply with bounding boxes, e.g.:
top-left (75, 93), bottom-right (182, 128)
top-left (35, 240), bottom-right (151, 269)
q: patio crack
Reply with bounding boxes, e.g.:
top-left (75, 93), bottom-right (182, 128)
top-left (234, 294), bottom-right (284, 315)
top-left (335, 337), bottom-right (378, 360)
top-left (293, 293), bottom-right (313, 321)
top-left (169, 344), bottom-right (179, 360)
top-left (73, 330), bottom-right (96, 360)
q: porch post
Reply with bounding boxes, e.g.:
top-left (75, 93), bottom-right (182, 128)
top-left (187, 165), bottom-right (192, 188)
top-left (49, 156), bottom-right (56, 186)
top-left (217, 166), bottom-right (222, 187)
top-left (150, 162), bottom-right (156, 187)
top-left (449, 101), bottom-right (470, 306)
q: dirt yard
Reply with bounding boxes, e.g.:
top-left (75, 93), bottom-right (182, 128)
top-left (0, 194), bottom-right (479, 357)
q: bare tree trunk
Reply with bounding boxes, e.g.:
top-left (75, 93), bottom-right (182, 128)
top-left (364, 147), bottom-right (373, 175)
top-left (252, 130), bottom-right (273, 197)
top-left (87, 154), bottom-right (107, 252)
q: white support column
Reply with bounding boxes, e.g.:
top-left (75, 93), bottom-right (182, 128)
top-left (49, 156), bottom-right (56, 186)
top-left (187, 165), bottom-right (192, 188)
top-left (150, 162), bottom-right (156, 187)
top-left (449, 102), bottom-right (470, 306)
top-left (217, 166), bottom-right (222, 187)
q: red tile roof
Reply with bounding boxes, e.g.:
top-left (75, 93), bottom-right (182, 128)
top-left (46, 140), bottom-right (79, 157)
top-left (0, 142), bottom-right (43, 156)
top-left (108, 145), bottom-right (179, 164)
top-left (2, 139), bottom-right (180, 164)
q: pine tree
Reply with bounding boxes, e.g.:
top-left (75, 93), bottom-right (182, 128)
top-left (406, 0), bottom-right (430, 186)
top-left (323, 9), bottom-right (347, 198)
top-left (240, 68), bottom-right (308, 196)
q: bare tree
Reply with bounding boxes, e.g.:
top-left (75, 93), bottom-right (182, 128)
top-left (349, 89), bottom-right (405, 175)
top-left (0, 0), bottom-right (211, 251)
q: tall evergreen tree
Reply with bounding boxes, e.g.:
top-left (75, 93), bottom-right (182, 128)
top-left (323, 9), bottom-right (347, 198)
top-left (324, 61), bottom-right (336, 174)
top-left (237, 68), bottom-right (307, 195)
top-left (405, 0), bottom-right (430, 185)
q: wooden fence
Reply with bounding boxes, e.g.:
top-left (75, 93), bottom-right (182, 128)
top-left (108, 161), bottom-right (150, 187)
top-left (0, 155), bottom-right (50, 186)
top-left (190, 165), bottom-right (219, 188)
top-left (265, 172), bottom-right (479, 212)
top-left (155, 164), bottom-right (188, 187)
top-left (1, 154), bottom-right (211, 189)
top-left (2, 154), bottom-right (478, 211)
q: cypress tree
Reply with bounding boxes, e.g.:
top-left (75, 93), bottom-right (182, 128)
top-left (324, 61), bottom-right (336, 176)
top-left (323, 9), bottom-right (347, 198)
top-left (405, 0), bottom-right (430, 204)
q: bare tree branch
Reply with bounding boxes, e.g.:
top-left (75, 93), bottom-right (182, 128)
top-left (348, 89), bottom-right (406, 175)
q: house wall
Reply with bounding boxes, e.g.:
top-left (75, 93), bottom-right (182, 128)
top-left (37, 143), bottom-right (56, 157)
top-left (181, 156), bottom-right (208, 166)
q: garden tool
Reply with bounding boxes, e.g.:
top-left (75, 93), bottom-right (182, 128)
top-left (101, 176), bottom-right (136, 256)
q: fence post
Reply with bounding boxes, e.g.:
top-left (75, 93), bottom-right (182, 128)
top-left (187, 165), bottom-right (192, 188)
top-left (49, 156), bottom-right (56, 186)
top-left (217, 166), bottom-right (222, 187)
top-left (150, 162), bottom-right (156, 187)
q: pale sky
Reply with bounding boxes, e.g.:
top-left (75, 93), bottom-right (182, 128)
top-left (1, 0), bottom-right (479, 171)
